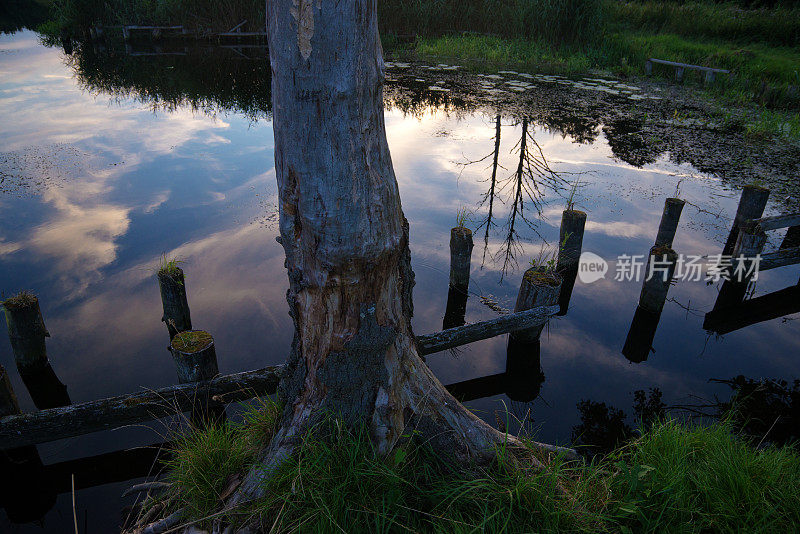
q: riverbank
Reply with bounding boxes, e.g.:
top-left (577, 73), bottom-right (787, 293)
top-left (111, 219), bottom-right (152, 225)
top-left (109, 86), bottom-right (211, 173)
top-left (32, 0), bottom-right (800, 140)
top-left (398, 32), bottom-right (800, 142)
top-left (126, 404), bottom-right (800, 533)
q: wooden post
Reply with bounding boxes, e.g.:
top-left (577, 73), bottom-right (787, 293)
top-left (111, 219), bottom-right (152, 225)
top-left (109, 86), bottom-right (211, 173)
top-left (504, 337), bottom-right (544, 402)
top-left (654, 197), bottom-right (685, 248)
top-left (711, 279), bottom-right (749, 311)
top-left (731, 220), bottom-right (766, 283)
top-left (158, 267), bottom-right (192, 340)
top-left (449, 227), bottom-right (473, 292)
top-left (638, 246), bottom-right (677, 314)
top-left (170, 330), bottom-right (219, 384)
top-left (556, 209), bottom-right (586, 316)
top-left (443, 227), bottom-right (473, 330)
top-left (675, 66), bottom-right (684, 83)
top-left (0, 365), bottom-right (20, 416)
top-left (122, 26), bottom-right (130, 40)
top-left (557, 266), bottom-right (578, 317)
top-left (512, 267), bottom-right (562, 343)
top-left (723, 185), bottom-right (770, 256)
top-left (2, 292), bottom-right (50, 372)
top-left (20, 362), bottom-right (71, 410)
top-left (443, 287), bottom-right (469, 330)
top-left (556, 210), bottom-right (586, 271)
top-left (0, 365), bottom-right (56, 523)
top-left (645, 59), bottom-right (653, 76)
top-left (622, 306), bottom-right (661, 363)
top-left (169, 330), bottom-right (223, 425)
top-left (704, 70), bottom-right (715, 84)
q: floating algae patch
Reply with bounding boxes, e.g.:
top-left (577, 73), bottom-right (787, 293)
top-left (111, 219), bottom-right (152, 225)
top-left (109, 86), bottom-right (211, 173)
top-left (0, 144), bottom-right (91, 197)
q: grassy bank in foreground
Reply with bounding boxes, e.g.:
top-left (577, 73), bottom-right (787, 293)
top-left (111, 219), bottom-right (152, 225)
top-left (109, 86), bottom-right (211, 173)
top-left (143, 402), bottom-right (800, 533)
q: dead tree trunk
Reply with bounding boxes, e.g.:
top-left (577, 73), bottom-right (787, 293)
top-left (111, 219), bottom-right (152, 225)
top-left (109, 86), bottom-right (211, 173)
top-left (229, 0), bottom-right (556, 507)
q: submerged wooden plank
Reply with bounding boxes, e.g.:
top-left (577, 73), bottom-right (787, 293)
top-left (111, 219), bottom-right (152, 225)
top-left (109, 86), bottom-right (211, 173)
top-left (417, 304), bottom-right (560, 355)
top-left (0, 305), bottom-right (558, 449)
top-left (753, 213), bottom-right (800, 232)
top-left (0, 367), bottom-right (283, 450)
top-left (703, 285), bottom-right (800, 335)
top-left (759, 247), bottom-right (800, 271)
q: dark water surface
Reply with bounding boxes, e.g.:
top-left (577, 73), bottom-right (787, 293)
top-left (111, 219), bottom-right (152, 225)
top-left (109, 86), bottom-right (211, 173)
top-left (1, 31), bottom-right (798, 531)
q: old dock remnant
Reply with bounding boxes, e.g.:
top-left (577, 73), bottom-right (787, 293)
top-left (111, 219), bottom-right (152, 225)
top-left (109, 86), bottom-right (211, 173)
top-left (443, 226), bottom-right (474, 329)
top-left (556, 209), bottom-right (586, 315)
top-left (723, 185), bottom-right (770, 256)
top-left (512, 267), bottom-right (562, 343)
top-left (654, 197), bottom-right (685, 249)
top-left (157, 264), bottom-right (192, 340)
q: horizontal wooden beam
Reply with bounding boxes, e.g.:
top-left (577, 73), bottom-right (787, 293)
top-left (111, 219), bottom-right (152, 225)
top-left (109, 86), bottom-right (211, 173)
top-left (703, 284), bottom-right (800, 335)
top-left (416, 304), bottom-right (559, 355)
top-left (760, 247), bottom-right (800, 271)
top-left (753, 213), bottom-right (800, 232)
top-left (0, 306), bottom-right (559, 449)
top-left (0, 367), bottom-right (282, 450)
top-left (217, 32), bottom-right (267, 37)
top-left (124, 25), bottom-right (184, 30)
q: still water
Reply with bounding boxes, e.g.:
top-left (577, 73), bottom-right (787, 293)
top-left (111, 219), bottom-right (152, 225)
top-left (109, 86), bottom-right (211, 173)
top-left (1, 31), bottom-right (798, 530)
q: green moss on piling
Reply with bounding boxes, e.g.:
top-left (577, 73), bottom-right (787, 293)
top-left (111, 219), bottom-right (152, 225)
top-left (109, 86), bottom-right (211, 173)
top-left (171, 330), bottom-right (213, 353)
top-left (2, 290), bottom-right (39, 311)
top-left (524, 268), bottom-right (562, 286)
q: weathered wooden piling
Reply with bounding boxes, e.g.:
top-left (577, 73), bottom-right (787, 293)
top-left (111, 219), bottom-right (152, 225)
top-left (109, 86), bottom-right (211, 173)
top-left (504, 337), bottom-right (544, 402)
top-left (638, 246), bottom-right (678, 314)
top-left (0, 365), bottom-right (19, 417)
top-left (654, 197), bottom-right (685, 248)
top-left (157, 266), bottom-right (192, 340)
top-left (169, 330), bottom-right (223, 424)
top-left (723, 185), bottom-right (770, 256)
top-left (711, 279), bottom-right (749, 311)
top-left (169, 330), bottom-right (219, 384)
top-left (2, 291), bottom-right (50, 372)
top-left (443, 287), bottom-right (469, 330)
top-left (2, 292), bottom-right (71, 407)
top-left (556, 210), bottom-right (587, 271)
top-left (512, 267), bottom-right (562, 343)
top-left (732, 220), bottom-right (767, 270)
top-left (443, 226), bottom-right (474, 329)
top-left (556, 209), bottom-right (586, 316)
top-left (20, 362), bottom-right (71, 410)
top-left (449, 226), bottom-right (474, 291)
top-left (622, 306), bottom-right (661, 363)
top-left (0, 365), bottom-right (56, 523)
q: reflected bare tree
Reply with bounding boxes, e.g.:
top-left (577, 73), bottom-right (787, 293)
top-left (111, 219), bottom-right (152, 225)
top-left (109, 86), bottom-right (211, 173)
top-left (469, 115), bottom-right (504, 266)
top-left (494, 117), bottom-right (569, 279)
top-left (461, 115), bottom-right (571, 279)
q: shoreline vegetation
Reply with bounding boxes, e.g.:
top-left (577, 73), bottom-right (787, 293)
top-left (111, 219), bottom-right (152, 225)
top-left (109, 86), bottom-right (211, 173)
top-left (130, 400), bottom-right (800, 533)
top-left (21, 0), bottom-right (800, 139)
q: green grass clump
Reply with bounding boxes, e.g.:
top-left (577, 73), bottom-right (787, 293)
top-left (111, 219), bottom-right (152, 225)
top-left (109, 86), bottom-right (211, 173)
top-left (162, 399), bottom-right (281, 521)
top-left (157, 254), bottom-right (184, 278)
top-left (609, 420), bottom-right (800, 532)
top-left (154, 414), bottom-right (800, 533)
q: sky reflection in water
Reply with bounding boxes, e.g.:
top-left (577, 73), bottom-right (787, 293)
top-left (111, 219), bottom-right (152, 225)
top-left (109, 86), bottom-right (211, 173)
top-left (1, 30), bottom-right (798, 531)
